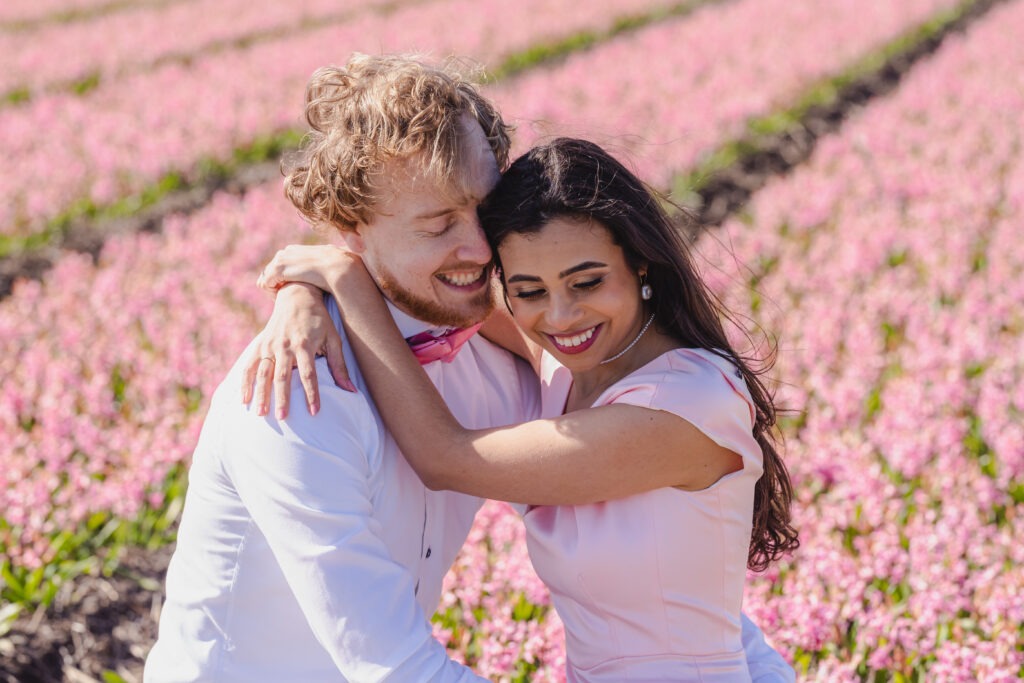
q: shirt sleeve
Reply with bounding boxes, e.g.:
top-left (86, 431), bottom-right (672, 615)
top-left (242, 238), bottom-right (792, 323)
top-left (741, 612), bottom-right (795, 683)
top-left (221, 358), bottom-right (487, 683)
top-left (603, 348), bottom-right (764, 478)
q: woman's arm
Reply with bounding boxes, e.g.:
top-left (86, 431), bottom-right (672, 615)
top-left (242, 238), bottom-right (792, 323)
top-left (325, 254), bottom-right (741, 506)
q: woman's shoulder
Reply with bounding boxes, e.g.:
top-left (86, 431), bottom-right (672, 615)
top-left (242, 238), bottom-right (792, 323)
top-left (606, 348), bottom-right (763, 471)
top-left (539, 347), bottom-right (757, 423)
top-left (609, 348), bottom-right (750, 407)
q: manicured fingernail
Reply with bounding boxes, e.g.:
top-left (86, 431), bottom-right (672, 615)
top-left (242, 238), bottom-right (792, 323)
top-left (342, 379), bottom-right (357, 393)
top-left (310, 402), bottom-right (319, 416)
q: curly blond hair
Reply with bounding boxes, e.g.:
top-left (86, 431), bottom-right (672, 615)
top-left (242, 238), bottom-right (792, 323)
top-left (283, 53), bottom-right (512, 233)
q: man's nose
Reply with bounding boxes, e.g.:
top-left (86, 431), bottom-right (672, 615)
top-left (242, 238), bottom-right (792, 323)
top-left (454, 213), bottom-right (492, 264)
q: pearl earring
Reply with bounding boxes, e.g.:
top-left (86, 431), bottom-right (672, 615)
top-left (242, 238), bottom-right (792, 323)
top-left (640, 275), bottom-right (653, 301)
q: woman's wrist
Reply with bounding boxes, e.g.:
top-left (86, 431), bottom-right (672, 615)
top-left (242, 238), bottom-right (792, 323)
top-left (325, 252), bottom-right (379, 306)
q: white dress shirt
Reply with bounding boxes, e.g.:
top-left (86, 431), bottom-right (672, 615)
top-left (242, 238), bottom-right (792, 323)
top-left (145, 299), bottom-right (541, 682)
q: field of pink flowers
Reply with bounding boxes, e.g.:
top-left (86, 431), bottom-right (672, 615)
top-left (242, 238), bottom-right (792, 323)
top-left (491, 0), bottom-right (964, 183)
top-left (698, 1), bottom-right (1024, 677)
top-left (0, 0), bottom-right (148, 25)
top-left (0, 0), bottom-right (961, 241)
top-left (2, 0), bottom-right (1022, 680)
top-left (0, 0), bottom-right (407, 98)
top-left (0, 0), bottom-right (689, 239)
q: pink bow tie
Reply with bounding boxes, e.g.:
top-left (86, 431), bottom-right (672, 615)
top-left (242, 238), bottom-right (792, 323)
top-left (405, 323), bottom-right (483, 365)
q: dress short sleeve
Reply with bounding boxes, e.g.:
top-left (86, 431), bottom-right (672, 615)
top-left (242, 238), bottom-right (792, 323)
top-left (596, 348), bottom-right (764, 478)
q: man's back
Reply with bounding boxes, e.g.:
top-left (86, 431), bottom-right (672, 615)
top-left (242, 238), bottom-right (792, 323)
top-left (146, 300), bottom-right (539, 681)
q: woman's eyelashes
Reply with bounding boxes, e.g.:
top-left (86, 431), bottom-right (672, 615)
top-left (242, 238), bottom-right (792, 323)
top-left (574, 276), bottom-right (604, 291)
top-left (512, 288), bottom-right (545, 300)
top-left (511, 276), bottom-right (605, 300)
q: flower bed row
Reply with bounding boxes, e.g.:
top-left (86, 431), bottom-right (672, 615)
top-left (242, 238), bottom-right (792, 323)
top-left (0, 0), bottom-right (964, 243)
top-left (689, 1), bottom-right (1024, 679)
top-left (0, 0), bottom-right (171, 26)
top-left (0, 0), bottom-right (413, 100)
top-left (491, 0), bottom-right (971, 187)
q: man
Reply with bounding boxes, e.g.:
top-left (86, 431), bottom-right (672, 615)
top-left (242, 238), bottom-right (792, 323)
top-left (146, 53), bottom-right (794, 681)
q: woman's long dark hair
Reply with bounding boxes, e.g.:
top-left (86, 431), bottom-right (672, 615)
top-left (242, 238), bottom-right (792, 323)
top-left (478, 138), bottom-right (798, 571)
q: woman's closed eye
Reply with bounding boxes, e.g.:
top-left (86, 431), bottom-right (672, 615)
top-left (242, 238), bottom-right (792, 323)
top-left (574, 277), bottom-right (604, 291)
top-left (512, 276), bottom-right (604, 300)
top-left (512, 288), bottom-right (546, 300)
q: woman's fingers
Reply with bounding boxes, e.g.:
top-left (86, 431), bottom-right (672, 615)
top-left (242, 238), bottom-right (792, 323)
top-left (273, 347), bottom-right (296, 419)
top-left (241, 350), bottom-right (262, 405)
top-left (323, 329), bottom-right (356, 393)
top-left (253, 355), bottom-right (276, 417)
top-left (295, 349), bottom-right (320, 417)
top-left (245, 267), bottom-right (353, 417)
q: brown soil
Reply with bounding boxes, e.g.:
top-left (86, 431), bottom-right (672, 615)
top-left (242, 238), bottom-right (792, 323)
top-left (0, 544), bottom-right (173, 683)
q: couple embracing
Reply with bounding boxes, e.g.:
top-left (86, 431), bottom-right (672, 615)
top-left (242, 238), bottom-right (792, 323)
top-left (145, 52), bottom-right (799, 682)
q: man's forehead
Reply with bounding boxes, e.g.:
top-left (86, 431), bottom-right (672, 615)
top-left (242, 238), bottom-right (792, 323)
top-left (377, 153), bottom-right (490, 214)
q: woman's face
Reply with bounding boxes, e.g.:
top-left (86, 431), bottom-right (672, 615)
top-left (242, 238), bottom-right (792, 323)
top-left (499, 216), bottom-right (647, 371)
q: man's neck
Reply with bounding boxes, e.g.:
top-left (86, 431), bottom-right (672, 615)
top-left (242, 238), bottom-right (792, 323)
top-left (385, 300), bottom-right (475, 339)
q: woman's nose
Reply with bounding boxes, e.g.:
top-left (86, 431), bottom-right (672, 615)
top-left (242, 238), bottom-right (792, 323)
top-left (546, 294), bottom-right (582, 331)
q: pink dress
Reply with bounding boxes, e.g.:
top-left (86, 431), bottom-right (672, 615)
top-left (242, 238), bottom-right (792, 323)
top-left (525, 348), bottom-right (763, 682)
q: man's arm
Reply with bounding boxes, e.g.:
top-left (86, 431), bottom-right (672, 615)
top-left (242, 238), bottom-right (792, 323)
top-left (742, 612), bottom-right (795, 683)
top-left (224, 358), bottom-right (486, 682)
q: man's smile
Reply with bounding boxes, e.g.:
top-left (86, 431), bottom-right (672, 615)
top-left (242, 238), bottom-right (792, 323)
top-left (437, 268), bottom-right (487, 289)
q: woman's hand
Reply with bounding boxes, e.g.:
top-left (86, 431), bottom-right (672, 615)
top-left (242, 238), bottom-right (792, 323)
top-left (256, 244), bottom-right (350, 293)
top-left (241, 282), bottom-right (354, 419)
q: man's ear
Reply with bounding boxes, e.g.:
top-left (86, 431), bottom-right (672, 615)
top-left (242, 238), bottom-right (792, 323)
top-left (340, 226), bottom-right (367, 254)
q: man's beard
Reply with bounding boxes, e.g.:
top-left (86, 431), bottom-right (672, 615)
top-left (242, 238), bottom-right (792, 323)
top-left (376, 267), bottom-right (494, 329)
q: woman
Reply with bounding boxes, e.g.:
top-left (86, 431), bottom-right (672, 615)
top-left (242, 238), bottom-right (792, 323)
top-left (253, 138), bottom-right (798, 681)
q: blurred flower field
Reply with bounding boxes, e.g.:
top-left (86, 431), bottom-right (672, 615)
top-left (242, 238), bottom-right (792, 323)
top-left (1, 0), bottom-right (1022, 680)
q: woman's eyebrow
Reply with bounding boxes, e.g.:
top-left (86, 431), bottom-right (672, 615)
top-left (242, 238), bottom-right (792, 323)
top-left (506, 261), bottom-right (607, 284)
top-left (558, 261), bottom-right (607, 278)
top-left (506, 273), bottom-right (542, 284)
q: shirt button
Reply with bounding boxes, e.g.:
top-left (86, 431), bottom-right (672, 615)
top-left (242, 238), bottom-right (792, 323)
top-left (425, 547), bottom-right (432, 558)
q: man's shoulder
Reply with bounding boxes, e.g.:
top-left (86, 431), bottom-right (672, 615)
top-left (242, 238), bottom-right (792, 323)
top-left (201, 344), bottom-right (383, 466)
